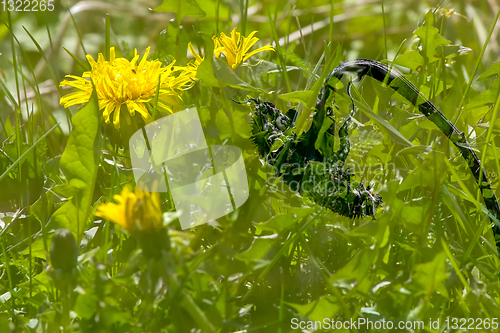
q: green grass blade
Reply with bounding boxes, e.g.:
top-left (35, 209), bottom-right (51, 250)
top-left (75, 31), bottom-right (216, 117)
top-left (68, 5), bottom-right (87, 55)
top-left (105, 14), bottom-right (111, 59)
top-left (0, 74), bottom-right (21, 110)
top-left (0, 122), bottom-right (60, 183)
top-left (381, 0), bottom-right (387, 59)
top-left (63, 47), bottom-right (90, 71)
top-left (7, 12), bottom-right (23, 207)
top-left (267, 8), bottom-right (292, 93)
top-left (22, 26), bottom-right (63, 97)
top-left (453, 8), bottom-right (500, 127)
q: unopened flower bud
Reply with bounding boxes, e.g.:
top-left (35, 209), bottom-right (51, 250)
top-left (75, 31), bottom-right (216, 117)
top-left (50, 229), bottom-right (78, 271)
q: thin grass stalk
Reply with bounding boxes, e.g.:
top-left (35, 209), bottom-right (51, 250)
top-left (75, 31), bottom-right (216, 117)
top-left (0, 123), bottom-right (59, 183)
top-left (7, 12), bottom-right (21, 118)
top-left (152, 74), bottom-right (161, 119)
top-left (478, 83), bottom-right (500, 212)
top-left (240, 0), bottom-right (248, 36)
top-left (267, 9), bottom-right (292, 93)
top-left (46, 24), bottom-right (54, 51)
top-left (215, 0), bottom-right (220, 35)
top-left (22, 27), bottom-right (63, 97)
top-left (373, 39), bottom-right (406, 115)
top-left (441, 238), bottom-right (471, 293)
top-left (1, 236), bottom-right (15, 321)
top-left (105, 14), bottom-right (111, 60)
top-left (443, 158), bottom-right (482, 235)
top-left (381, 0), bottom-right (387, 59)
top-left (68, 6), bottom-right (87, 55)
top-left (22, 27), bottom-right (72, 131)
top-left (242, 208), bottom-right (325, 302)
top-left (62, 47), bottom-right (89, 71)
top-left (453, 8), bottom-right (500, 128)
top-left (21, 67), bottom-right (34, 306)
top-left (5, 28), bottom-right (49, 133)
top-left (7, 13), bottom-right (23, 209)
top-left (329, 0), bottom-right (334, 44)
top-left (278, 274), bottom-right (285, 333)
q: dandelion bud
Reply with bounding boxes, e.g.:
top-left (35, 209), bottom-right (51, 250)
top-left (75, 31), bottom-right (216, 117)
top-left (50, 229), bottom-right (79, 271)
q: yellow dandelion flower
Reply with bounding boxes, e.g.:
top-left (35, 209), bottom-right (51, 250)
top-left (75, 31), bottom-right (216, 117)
top-left (213, 28), bottom-right (275, 69)
top-left (186, 28), bottom-right (275, 73)
top-left (60, 47), bottom-right (192, 129)
top-left (185, 42), bottom-right (205, 78)
top-left (95, 184), bottom-right (163, 234)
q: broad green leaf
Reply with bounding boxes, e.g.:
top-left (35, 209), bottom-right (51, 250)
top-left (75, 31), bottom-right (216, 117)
top-left (395, 145), bottom-right (433, 157)
top-left (314, 116), bottom-right (335, 156)
top-left (270, 138), bottom-right (285, 152)
top-left (246, 59), bottom-right (279, 72)
top-left (153, 0), bottom-right (206, 20)
top-left (401, 204), bottom-right (425, 226)
top-left (55, 88), bottom-right (102, 234)
top-left (3, 115), bottom-right (16, 137)
top-left (28, 89), bottom-right (101, 259)
top-left (285, 296), bottom-right (341, 322)
top-left (18, 270), bottom-right (51, 294)
top-left (74, 292), bottom-right (99, 320)
top-left (254, 214), bottom-right (297, 233)
top-left (467, 79), bottom-right (500, 109)
top-left (466, 105), bottom-right (490, 125)
top-left (476, 118), bottom-right (500, 133)
top-left (215, 108), bottom-right (232, 140)
top-left (478, 61), bottom-right (500, 81)
top-left (329, 249), bottom-right (376, 294)
top-left (213, 107), bottom-right (252, 141)
top-left (278, 90), bottom-right (315, 104)
top-left (194, 0), bottom-right (229, 19)
top-left (155, 21), bottom-right (189, 61)
top-left (247, 60), bottom-right (300, 86)
top-left (394, 51), bottom-right (425, 71)
top-left (247, 60), bottom-right (278, 86)
top-left (415, 116), bottom-right (446, 130)
top-left (196, 59), bottom-right (219, 87)
top-left (378, 224), bottom-right (391, 248)
top-left (30, 191), bottom-right (54, 228)
top-left (195, 35), bottom-right (219, 87)
top-left (413, 11), bottom-right (450, 63)
top-left (212, 57), bottom-right (260, 91)
top-left (280, 48), bottom-right (310, 76)
top-left (418, 80), bottom-right (447, 100)
top-left (235, 236), bottom-right (276, 262)
top-left (347, 221), bottom-right (378, 238)
top-left (407, 251), bottom-right (449, 297)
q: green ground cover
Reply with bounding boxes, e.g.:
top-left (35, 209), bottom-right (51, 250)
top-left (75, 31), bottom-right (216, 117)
top-left (1, 0), bottom-right (500, 332)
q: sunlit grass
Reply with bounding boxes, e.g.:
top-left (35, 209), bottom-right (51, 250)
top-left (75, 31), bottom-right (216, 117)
top-left (1, 0), bottom-right (500, 332)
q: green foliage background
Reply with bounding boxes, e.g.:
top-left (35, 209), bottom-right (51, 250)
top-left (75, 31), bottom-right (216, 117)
top-left (1, 0), bottom-right (500, 332)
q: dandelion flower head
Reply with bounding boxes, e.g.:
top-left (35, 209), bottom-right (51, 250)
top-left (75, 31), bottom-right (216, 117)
top-left (95, 184), bottom-right (163, 234)
top-left (60, 47), bottom-right (192, 128)
top-left (187, 28), bottom-right (275, 70)
top-left (212, 28), bottom-right (275, 69)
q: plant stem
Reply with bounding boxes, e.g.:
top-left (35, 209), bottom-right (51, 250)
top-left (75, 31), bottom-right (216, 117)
top-left (453, 8), bottom-right (500, 127)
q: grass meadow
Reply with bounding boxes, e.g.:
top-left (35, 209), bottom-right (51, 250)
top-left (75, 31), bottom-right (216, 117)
top-left (1, 0), bottom-right (500, 332)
